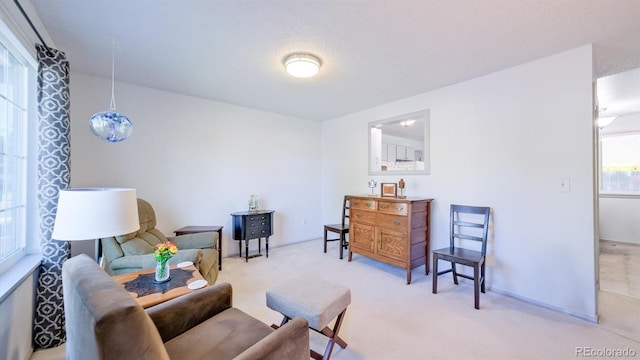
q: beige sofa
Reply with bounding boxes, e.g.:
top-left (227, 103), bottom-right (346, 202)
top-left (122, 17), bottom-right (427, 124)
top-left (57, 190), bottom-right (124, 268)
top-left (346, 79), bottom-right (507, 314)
top-left (101, 198), bottom-right (218, 284)
top-left (62, 254), bottom-right (310, 360)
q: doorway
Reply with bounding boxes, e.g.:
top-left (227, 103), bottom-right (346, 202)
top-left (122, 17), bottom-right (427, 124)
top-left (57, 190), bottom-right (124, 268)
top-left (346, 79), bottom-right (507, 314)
top-left (595, 67), bottom-right (640, 340)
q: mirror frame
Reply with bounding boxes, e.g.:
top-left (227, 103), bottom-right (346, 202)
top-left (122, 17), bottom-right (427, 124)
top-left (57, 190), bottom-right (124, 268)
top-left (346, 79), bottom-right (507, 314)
top-left (368, 109), bottom-right (430, 176)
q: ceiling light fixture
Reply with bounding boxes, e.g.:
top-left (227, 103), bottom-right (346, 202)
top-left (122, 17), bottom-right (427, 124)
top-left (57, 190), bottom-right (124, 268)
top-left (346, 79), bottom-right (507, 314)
top-left (89, 38), bottom-right (133, 142)
top-left (597, 116), bottom-right (617, 128)
top-left (597, 107), bottom-right (617, 128)
top-left (283, 53), bottom-right (321, 78)
top-left (400, 120), bottom-right (416, 127)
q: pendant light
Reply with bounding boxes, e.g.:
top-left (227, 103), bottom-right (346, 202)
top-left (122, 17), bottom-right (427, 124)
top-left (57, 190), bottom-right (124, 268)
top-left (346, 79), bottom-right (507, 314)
top-left (89, 38), bottom-right (133, 142)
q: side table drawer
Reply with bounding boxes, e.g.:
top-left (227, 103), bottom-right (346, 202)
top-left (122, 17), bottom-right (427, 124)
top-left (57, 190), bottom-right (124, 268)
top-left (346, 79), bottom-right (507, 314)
top-left (247, 226), bottom-right (271, 238)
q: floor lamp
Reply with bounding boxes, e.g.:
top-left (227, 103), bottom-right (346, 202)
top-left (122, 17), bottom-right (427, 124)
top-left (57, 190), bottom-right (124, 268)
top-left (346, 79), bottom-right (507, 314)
top-left (52, 188), bottom-right (140, 267)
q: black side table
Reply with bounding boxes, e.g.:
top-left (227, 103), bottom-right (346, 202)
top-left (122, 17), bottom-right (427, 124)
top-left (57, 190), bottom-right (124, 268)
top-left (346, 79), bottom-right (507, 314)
top-left (174, 225), bottom-right (223, 270)
top-left (230, 210), bottom-right (275, 262)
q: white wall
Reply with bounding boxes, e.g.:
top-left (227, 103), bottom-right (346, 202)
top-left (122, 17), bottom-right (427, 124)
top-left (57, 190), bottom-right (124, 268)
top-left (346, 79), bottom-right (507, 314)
top-left (0, 274), bottom-right (35, 360)
top-left (322, 45), bottom-right (597, 320)
top-left (69, 73), bottom-right (322, 256)
top-left (600, 196), bottom-right (640, 244)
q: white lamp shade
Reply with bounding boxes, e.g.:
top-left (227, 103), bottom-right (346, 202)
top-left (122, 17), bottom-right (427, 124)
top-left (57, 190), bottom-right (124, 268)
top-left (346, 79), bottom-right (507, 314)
top-left (52, 188), bottom-right (140, 240)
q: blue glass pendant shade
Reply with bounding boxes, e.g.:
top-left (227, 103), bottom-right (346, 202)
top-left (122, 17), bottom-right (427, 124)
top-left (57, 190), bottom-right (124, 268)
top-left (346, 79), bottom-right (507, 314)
top-left (89, 110), bottom-right (133, 143)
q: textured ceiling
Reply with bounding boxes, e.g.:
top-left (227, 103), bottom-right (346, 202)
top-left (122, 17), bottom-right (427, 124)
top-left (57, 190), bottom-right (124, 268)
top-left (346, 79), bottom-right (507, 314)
top-left (29, 0), bottom-right (640, 121)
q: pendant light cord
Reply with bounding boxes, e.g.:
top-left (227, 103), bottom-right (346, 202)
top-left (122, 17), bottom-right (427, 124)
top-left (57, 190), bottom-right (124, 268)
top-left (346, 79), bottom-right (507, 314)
top-left (110, 37), bottom-right (117, 110)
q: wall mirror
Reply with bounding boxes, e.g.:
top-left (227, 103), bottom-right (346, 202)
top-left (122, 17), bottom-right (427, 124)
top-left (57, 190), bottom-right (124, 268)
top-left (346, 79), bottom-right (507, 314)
top-left (369, 109), bottom-right (430, 175)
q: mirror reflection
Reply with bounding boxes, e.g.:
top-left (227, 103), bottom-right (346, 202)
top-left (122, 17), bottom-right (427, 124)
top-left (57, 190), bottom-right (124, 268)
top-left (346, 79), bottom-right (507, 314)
top-left (369, 109), bottom-right (430, 175)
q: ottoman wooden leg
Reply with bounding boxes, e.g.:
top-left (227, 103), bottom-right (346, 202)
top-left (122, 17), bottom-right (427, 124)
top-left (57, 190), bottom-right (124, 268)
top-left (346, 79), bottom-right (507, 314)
top-left (315, 308), bottom-right (348, 360)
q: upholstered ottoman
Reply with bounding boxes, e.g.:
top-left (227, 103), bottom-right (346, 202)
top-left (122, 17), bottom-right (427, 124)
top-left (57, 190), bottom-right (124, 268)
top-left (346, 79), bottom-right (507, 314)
top-left (266, 275), bottom-right (351, 360)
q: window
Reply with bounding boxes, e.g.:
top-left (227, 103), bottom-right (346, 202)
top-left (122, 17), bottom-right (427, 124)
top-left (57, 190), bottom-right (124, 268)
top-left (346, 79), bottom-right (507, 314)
top-left (600, 132), bottom-right (640, 193)
top-left (0, 22), bottom-right (31, 273)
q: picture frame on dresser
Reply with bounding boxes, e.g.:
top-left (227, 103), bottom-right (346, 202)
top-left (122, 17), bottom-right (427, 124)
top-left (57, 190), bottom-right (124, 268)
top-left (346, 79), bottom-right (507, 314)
top-left (381, 183), bottom-right (397, 197)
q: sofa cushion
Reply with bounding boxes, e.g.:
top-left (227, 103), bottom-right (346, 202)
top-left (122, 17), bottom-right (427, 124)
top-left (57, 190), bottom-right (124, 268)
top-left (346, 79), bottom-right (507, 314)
top-left (163, 308), bottom-right (274, 360)
top-left (121, 238), bottom-right (156, 255)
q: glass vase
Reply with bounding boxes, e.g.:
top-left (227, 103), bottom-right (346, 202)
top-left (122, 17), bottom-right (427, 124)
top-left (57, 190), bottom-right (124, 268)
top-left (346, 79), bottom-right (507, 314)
top-left (154, 260), bottom-right (170, 283)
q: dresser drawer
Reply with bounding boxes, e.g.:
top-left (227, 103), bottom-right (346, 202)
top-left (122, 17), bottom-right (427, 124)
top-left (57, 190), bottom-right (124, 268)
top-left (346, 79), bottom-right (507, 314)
top-left (350, 198), bottom-right (377, 211)
top-left (247, 227), bottom-right (271, 238)
top-left (377, 201), bottom-right (408, 216)
top-left (376, 213), bottom-right (408, 229)
top-left (350, 209), bottom-right (376, 225)
top-left (247, 214), bottom-right (270, 222)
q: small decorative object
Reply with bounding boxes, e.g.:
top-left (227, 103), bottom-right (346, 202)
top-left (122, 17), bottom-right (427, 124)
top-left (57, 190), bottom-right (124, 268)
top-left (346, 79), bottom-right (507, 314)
top-left (154, 241), bottom-right (178, 283)
top-left (398, 178), bottom-right (406, 198)
top-left (89, 37), bottom-right (133, 142)
top-left (248, 194), bottom-right (259, 211)
top-left (381, 183), bottom-right (398, 197)
top-left (367, 179), bottom-right (377, 196)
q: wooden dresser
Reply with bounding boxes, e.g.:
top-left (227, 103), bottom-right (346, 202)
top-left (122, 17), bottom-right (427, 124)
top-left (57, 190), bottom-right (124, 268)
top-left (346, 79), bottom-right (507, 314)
top-left (347, 195), bottom-right (433, 284)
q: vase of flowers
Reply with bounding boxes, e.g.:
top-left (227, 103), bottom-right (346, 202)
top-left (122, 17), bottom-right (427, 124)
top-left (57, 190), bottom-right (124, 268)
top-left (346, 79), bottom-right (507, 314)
top-left (154, 241), bottom-right (178, 283)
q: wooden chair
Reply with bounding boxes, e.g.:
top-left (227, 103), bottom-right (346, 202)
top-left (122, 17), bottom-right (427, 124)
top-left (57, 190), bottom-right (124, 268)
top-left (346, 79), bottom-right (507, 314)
top-left (323, 196), bottom-right (350, 259)
top-left (432, 204), bottom-right (491, 309)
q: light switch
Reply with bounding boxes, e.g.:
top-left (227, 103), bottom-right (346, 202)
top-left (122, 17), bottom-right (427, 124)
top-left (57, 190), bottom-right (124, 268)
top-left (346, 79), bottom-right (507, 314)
top-left (558, 178), bottom-right (571, 192)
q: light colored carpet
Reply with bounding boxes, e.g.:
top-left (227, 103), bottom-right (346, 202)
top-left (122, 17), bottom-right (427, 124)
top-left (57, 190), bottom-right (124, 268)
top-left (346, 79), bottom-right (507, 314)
top-left (600, 240), bottom-right (640, 298)
top-left (31, 239), bottom-right (639, 360)
top-left (216, 239), bottom-right (640, 360)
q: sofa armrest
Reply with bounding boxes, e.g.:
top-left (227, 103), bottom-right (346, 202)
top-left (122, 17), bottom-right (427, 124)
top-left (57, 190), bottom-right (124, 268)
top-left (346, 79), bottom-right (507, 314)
top-left (169, 231), bottom-right (218, 250)
top-left (109, 249), bottom-right (202, 274)
top-left (234, 317), bottom-right (310, 360)
top-left (146, 282), bottom-right (233, 342)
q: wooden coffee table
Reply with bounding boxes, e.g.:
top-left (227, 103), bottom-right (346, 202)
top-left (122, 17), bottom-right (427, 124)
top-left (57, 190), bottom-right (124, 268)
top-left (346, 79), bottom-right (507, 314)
top-left (112, 264), bottom-right (207, 308)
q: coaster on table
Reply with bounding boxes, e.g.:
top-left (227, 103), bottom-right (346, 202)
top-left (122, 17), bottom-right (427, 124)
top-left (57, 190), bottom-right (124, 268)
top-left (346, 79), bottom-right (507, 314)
top-left (188, 279), bottom-right (207, 290)
top-left (177, 261), bottom-right (193, 268)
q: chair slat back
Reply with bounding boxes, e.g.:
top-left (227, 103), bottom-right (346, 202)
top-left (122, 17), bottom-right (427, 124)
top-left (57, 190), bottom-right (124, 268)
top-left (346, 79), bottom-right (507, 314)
top-left (449, 204), bottom-right (490, 254)
top-left (342, 196), bottom-right (350, 228)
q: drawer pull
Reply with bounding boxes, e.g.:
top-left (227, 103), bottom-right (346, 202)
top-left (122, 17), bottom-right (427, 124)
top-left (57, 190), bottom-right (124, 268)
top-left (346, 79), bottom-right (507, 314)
top-left (396, 206), bottom-right (404, 212)
top-left (394, 219), bottom-right (401, 225)
top-left (356, 213), bottom-right (361, 218)
top-left (353, 201), bottom-right (359, 206)
top-left (365, 202), bottom-right (371, 207)
top-left (380, 203), bottom-right (388, 209)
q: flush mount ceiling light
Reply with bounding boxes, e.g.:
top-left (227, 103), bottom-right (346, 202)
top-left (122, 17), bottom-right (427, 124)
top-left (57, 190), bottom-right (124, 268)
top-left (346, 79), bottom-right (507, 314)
top-left (597, 107), bottom-right (618, 128)
top-left (597, 116), bottom-right (617, 128)
top-left (283, 53), bottom-right (321, 78)
top-left (89, 38), bottom-right (133, 143)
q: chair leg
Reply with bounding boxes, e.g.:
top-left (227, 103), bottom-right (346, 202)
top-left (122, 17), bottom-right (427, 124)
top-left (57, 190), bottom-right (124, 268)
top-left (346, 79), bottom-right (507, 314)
top-left (481, 261), bottom-right (486, 293)
top-left (339, 233), bottom-right (344, 260)
top-left (452, 263), bottom-right (459, 285)
top-left (323, 228), bottom-right (328, 253)
top-left (474, 263), bottom-right (480, 310)
top-left (432, 254), bottom-right (438, 294)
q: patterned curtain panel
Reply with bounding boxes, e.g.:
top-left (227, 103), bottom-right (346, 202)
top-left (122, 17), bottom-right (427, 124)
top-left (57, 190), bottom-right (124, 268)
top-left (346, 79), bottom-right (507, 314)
top-left (33, 44), bottom-right (71, 349)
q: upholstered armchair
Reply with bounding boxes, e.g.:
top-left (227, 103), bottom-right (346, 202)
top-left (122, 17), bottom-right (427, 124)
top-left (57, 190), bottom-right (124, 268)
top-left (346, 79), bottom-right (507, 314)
top-left (101, 198), bottom-right (218, 284)
top-left (63, 254), bottom-right (310, 360)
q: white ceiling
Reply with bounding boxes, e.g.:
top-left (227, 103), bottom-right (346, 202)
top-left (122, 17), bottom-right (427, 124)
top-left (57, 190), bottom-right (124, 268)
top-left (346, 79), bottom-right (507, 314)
top-left (29, 0), bottom-right (640, 121)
